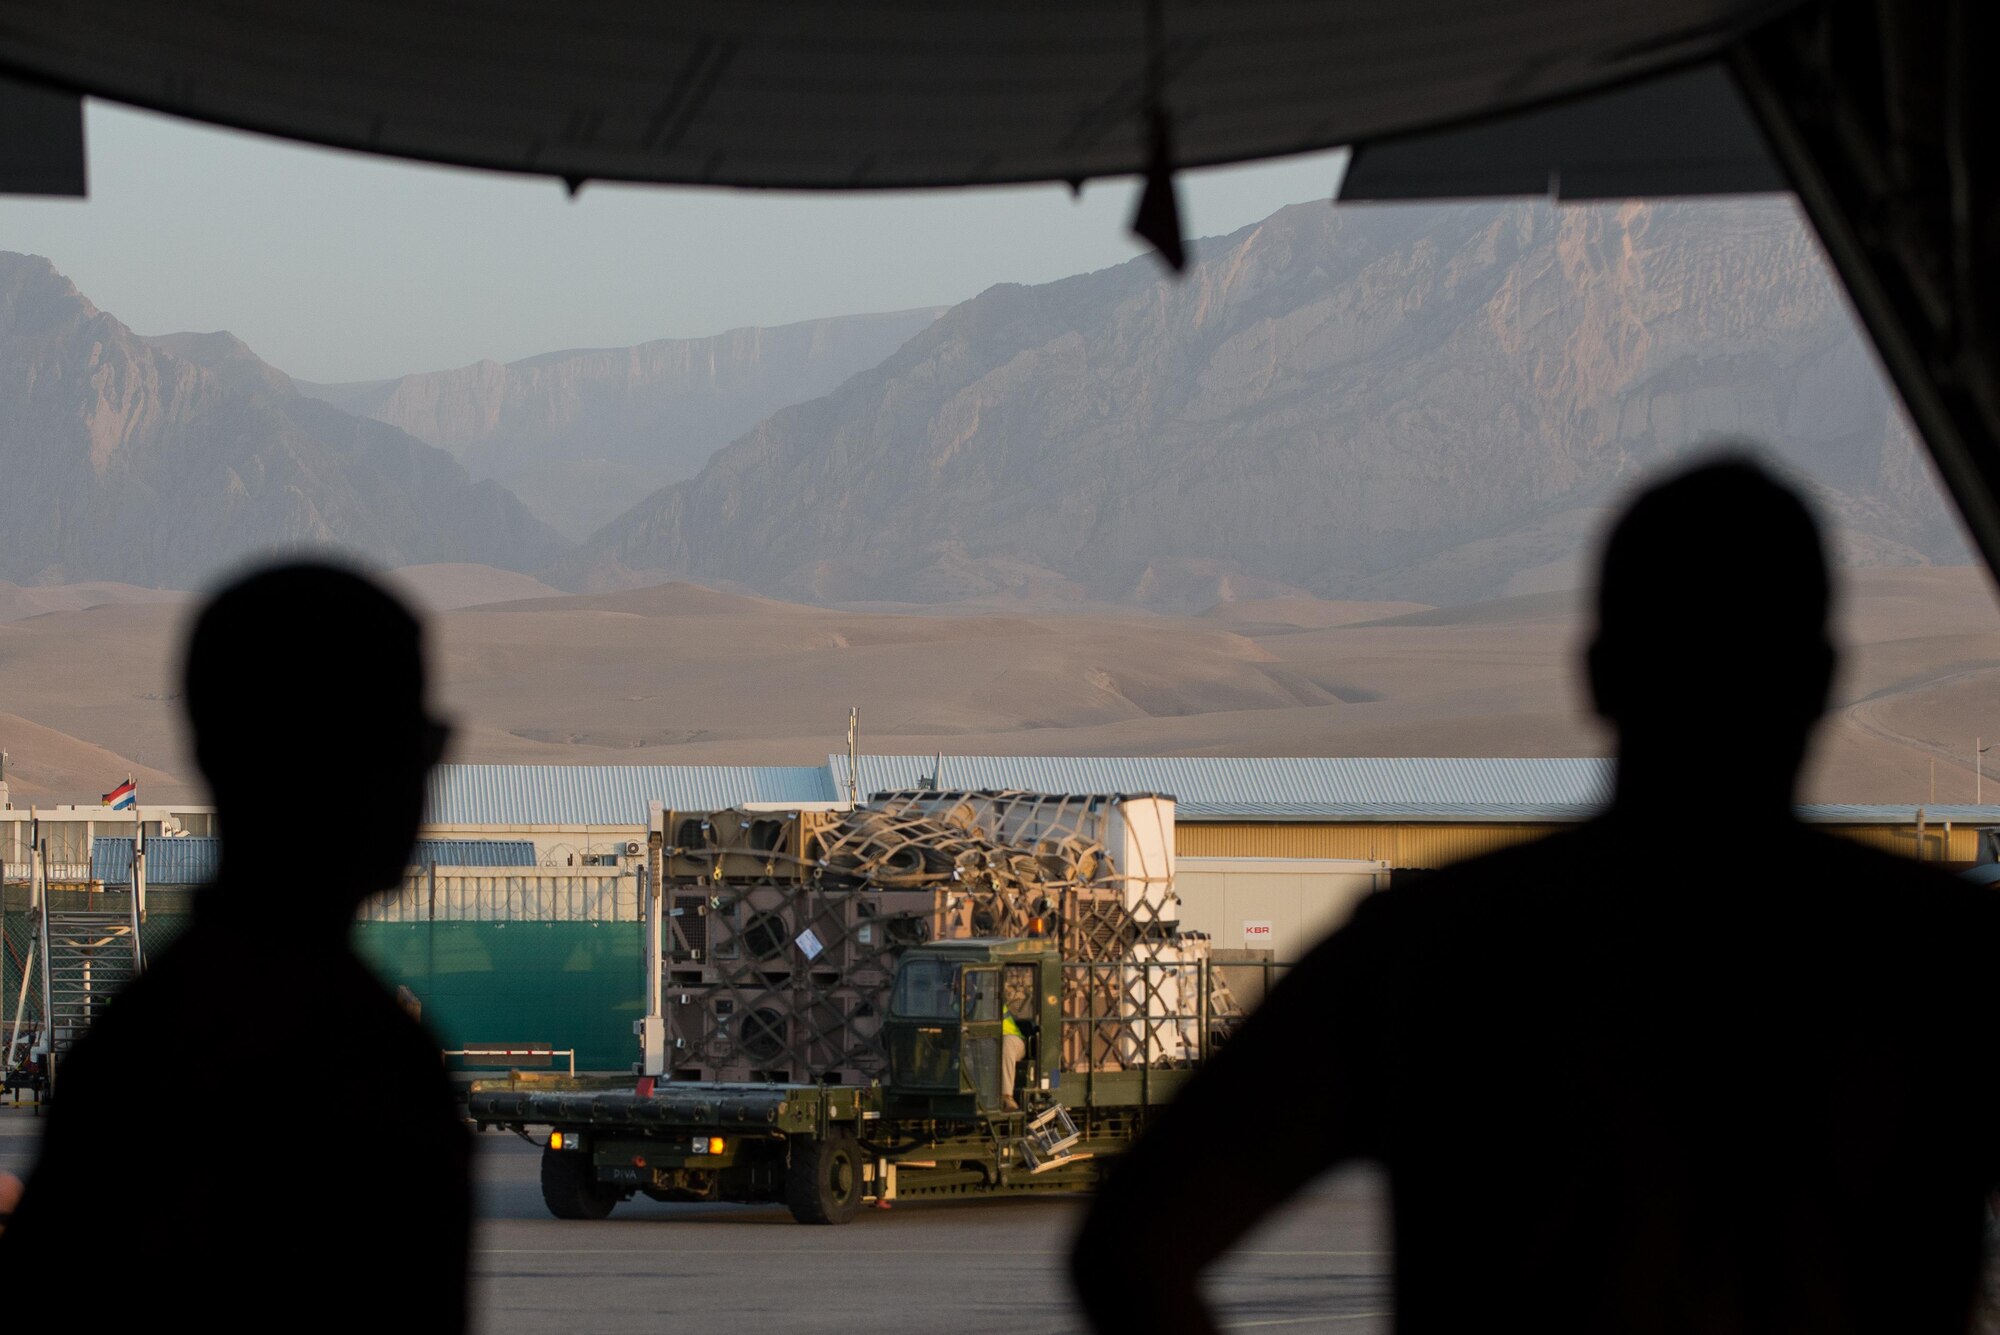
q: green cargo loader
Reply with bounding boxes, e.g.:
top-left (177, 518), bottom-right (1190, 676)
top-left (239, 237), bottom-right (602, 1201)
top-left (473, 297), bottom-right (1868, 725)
top-left (468, 937), bottom-right (1203, 1224)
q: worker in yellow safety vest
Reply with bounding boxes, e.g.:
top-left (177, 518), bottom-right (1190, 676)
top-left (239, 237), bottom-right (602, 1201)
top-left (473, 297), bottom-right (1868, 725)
top-left (1000, 1009), bottom-right (1027, 1112)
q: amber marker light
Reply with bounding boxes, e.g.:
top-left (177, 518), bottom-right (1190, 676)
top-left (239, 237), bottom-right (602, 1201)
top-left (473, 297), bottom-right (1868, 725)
top-left (708, 1137), bottom-right (725, 1155)
top-left (549, 1131), bottom-right (565, 1150)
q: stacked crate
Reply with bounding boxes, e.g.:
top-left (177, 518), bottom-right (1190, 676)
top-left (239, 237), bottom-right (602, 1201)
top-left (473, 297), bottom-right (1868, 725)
top-left (648, 791), bottom-right (1237, 1085)
top-left (651, 808), bottom-right (929, 1084)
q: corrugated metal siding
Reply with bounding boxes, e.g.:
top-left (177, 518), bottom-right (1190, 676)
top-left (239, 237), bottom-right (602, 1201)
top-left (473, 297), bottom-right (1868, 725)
top-left (410, 838), bottom-right (538, 868)
top-left (90, 836), bottom-right (221, 886)
top-left (425, 764), bottom-right (835, 826)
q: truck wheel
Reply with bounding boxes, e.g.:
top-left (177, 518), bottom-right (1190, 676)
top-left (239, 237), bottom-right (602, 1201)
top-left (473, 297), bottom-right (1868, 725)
top-left (785, 1130), bottom-right (864, 1225)
top-left (540, 1147), bottom-right (621, 1220)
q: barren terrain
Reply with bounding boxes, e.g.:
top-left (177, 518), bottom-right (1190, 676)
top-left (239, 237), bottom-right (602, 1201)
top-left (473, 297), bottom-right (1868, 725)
top-left (2, 564), bottom-right (1995, 809)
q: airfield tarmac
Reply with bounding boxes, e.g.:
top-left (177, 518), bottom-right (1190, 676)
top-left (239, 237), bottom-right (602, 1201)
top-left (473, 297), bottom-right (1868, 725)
top-left (0, 1108), bottom-right (1389, 1333)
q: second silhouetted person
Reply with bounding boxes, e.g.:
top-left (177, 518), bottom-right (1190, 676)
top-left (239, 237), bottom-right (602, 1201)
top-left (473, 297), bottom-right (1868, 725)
top-left (1073, 457), bottom-right (2000, 1335)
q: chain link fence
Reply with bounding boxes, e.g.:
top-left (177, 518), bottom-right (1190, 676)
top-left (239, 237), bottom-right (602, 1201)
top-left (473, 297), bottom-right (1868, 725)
top-left (357, 919), bottom-right (643, 1072)
top-left (1, 888), bottom-right (196, 1037)
top-left (3, 872), bottom-right (647, 1074)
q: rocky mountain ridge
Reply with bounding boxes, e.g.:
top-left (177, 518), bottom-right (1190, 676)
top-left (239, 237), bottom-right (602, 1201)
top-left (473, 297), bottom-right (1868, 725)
top-left (297, 308), bottom-right (943, 537)
top-left (559, 198), bottom-right (1964, 610)
top-left (0, 252), bottom-right (566, 587)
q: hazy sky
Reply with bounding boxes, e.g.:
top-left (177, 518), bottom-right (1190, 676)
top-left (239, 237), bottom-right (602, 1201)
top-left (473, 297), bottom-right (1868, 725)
top-left (0, 102), bottom-right (1347, 383)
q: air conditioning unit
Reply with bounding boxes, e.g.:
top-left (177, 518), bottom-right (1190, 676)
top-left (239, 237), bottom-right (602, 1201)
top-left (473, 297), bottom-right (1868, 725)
top-left (625, 841), bottom-right (643, 856)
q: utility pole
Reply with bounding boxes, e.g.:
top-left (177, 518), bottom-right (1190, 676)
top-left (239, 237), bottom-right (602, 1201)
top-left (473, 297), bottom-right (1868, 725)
top-left (1980, 738), bottom-right (1991, 804)
top-left (845, 707), bottom-right (860, 805)
top-left (1931, 757), bottom-right (1937, 803)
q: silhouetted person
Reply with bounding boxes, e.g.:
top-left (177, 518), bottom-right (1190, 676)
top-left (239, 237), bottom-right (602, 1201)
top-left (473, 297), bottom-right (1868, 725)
top-left (1073, 457), bottom-right (2000, 1334)
top-left (0, 564), bottom-right (469, 1329)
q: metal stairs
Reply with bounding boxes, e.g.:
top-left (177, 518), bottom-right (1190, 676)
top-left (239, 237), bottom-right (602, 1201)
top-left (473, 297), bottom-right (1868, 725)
top-left (6, 819), bottom-right (147, 1100)
top-left (39, 907), bottom-right (144, 1078)
top-left (1016, 1101), bottom-right (1084, 1173)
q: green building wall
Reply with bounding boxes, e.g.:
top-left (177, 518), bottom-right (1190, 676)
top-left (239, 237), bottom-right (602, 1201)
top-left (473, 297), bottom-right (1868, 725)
top-left (356, 920), bottom-right (644, 1073)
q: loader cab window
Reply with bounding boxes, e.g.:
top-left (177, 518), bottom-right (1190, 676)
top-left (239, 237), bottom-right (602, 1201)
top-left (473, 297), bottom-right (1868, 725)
top-left (890, 959), bottom-right (962, 1020)
top-left (1002, 965), bottom-right (1036, 1020)
top-left (960, 966), bottom-right (1005, 1109)
top-left (962, 968), bottom-right (1002, 1023)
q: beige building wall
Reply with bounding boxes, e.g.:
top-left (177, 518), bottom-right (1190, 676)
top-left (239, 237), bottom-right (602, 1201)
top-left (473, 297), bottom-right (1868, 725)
top-left (1832, 822), bottom-right (1980, 862)
top-left (1176, 821), bottom-right (1566, 867)
top-left (416, 821), bottom-right (647, 867)
top-left (0, 805), bottom-right (216, 878)
top-left (1175, 856), bottom-right (1391, 962)
top-left (1177, 819), bottom-right (1985, 868)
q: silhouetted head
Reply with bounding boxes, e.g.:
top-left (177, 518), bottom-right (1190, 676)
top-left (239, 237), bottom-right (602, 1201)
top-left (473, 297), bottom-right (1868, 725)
top-left (1588, 455), bottom-right (1834, 810)
top-left (184, 562), bottom-right (446, 913)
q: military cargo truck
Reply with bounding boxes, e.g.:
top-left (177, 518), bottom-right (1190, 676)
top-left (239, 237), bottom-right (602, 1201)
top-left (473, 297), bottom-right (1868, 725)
top-left (468, 935), bottom-right (1213, 1223)
top-left (639, 791), bottom-right (1185, 1088)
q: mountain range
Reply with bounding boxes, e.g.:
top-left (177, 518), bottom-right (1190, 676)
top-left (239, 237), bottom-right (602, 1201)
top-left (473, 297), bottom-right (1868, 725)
top-left (557, 198), bottom-right (1964, 610)
top-left (0, 253), bottom-right (564, 587)
top-left (0, 197), bottom-right (1971, 607)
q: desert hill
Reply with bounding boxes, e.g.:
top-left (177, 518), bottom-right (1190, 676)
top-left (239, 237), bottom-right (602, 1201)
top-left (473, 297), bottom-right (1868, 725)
top-left (0, 579), bottom-right (185, 622)
top-left (1201, 597), bottom-right (1433, 632)
top-left (0, 712), bottom-right (186, 807)
top-left (559, 198), bottom-right (1963, 610)
top-left (297, 308), bottom-right (944, 539)
top-left (4, 568), bottom-right (1996, 808)
top-left (382, 564), bottom-right (565, 613)
top-left (0, 253), bottom-right (567, 588)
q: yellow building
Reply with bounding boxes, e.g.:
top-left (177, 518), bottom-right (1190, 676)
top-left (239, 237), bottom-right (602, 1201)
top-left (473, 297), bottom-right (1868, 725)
top-left (1175, 811), bottom-right (1989, 867)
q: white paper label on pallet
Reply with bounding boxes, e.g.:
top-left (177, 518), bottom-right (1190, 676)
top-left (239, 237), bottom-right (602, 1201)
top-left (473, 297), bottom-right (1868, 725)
top-left (857, 923), bottom-right (874, 945)
top-left (795, 927), bottom-right (825, 960)
top-left (1242, 920), bottom-right (1274, 946)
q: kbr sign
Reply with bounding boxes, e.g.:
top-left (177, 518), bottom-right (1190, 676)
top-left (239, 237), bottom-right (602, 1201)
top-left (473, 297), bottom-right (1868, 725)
top-left (1242, 919), bottom-right (1274, 946)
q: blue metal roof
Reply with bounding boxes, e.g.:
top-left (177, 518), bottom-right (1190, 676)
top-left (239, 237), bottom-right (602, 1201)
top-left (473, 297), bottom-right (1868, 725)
top-left (420, 758), bottom-right (2000, 828)
top-left (425, 763), bottom-right (836, 826)
top-left (91, 836), bottom-right (221, 886)
top-left (1793, 804), bottom-right (2000, 826)
top-left (410, 838), bottom-right (538, 868)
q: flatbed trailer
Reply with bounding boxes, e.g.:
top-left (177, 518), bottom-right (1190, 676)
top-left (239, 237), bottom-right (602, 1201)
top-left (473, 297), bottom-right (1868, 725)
top-left (469, 937), bottom-right (1200, 1223)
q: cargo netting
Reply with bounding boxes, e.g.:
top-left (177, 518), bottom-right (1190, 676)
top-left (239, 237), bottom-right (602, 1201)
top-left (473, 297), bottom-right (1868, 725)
top-left (650, 791), bottom-right (1241, 1084)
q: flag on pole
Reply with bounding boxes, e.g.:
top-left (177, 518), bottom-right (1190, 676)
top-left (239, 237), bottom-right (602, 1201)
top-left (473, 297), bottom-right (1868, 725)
top-left (102, 777), bottom-right (137, 811)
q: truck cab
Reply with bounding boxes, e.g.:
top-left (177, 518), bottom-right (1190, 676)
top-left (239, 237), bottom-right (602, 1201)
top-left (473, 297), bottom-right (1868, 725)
top-left (883, 937), bottom-right (1060, 1118)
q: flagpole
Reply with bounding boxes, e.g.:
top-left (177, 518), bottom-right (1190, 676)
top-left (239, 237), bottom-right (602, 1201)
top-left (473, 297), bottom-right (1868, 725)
top-left (131, 778), bottom-right (147, 971)
top-left (132, 778), bottom-right (144, 906)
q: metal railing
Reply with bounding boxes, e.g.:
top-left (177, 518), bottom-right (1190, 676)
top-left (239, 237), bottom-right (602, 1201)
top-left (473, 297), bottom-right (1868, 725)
top-left (362, 866), bottom-right (640, 923)
top-left (1057, 957), bottom-right (1296, 1068)
top-left (1044, 956), bottom-right (1292, 1117)
top-left (2, 861), bottom-right (91, 886)
top-left (444, 1046), bottom-right (577, 1078)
